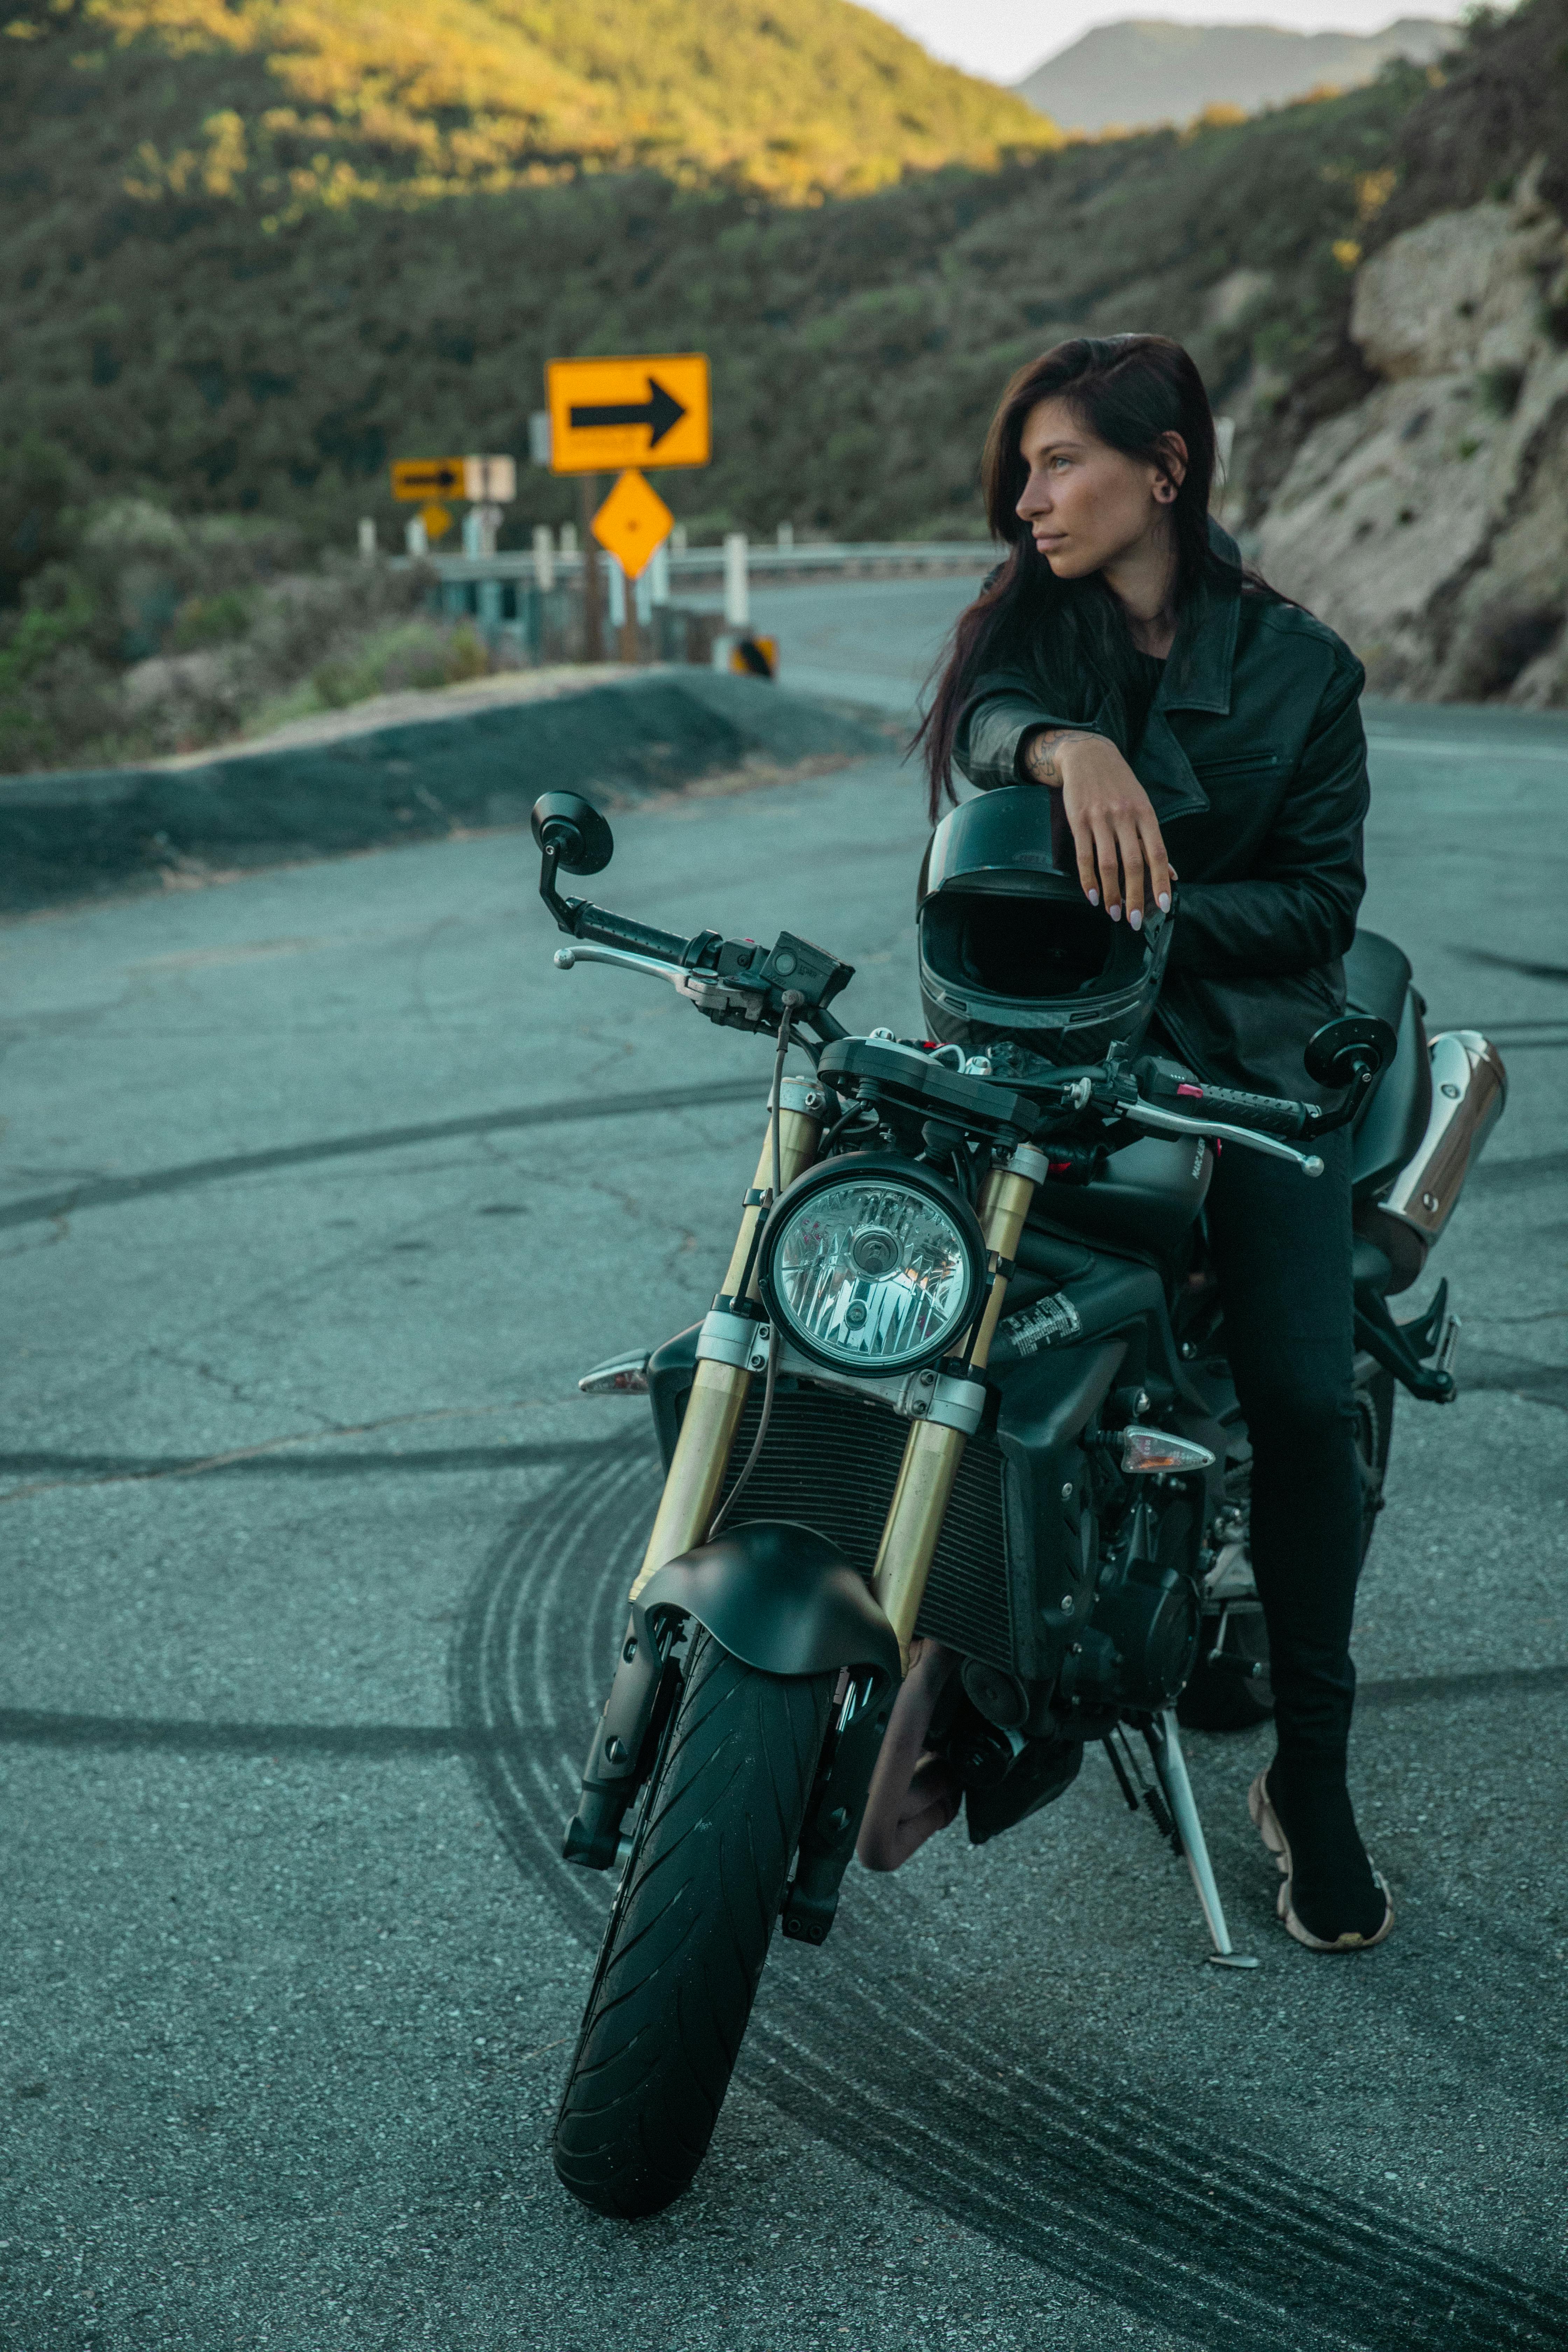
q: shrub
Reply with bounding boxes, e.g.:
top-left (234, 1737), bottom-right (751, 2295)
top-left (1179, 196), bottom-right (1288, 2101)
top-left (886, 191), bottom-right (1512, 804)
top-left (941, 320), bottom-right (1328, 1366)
top-left (1477, 363), bottom-right (1526, 417)
top-left (0, 436), bottom-right (80, 609)
top-left (169, 588), bottom-right (258, 650)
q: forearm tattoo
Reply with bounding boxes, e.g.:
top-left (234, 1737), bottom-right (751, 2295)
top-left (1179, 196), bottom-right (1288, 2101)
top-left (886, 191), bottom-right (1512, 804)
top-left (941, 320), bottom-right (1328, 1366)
top-left (1021, 728), bottom-right (1089, 786)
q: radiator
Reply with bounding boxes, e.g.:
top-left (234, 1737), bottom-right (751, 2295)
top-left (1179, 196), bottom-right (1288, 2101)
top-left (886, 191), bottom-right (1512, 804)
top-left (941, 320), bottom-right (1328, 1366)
top-left (710, 1378), bottom-right (1014, 1669)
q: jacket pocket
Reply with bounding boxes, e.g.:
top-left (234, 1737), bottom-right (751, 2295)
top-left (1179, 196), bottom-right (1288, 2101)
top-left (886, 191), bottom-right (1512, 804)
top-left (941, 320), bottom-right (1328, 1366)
top-left (1191, 751), bottom-right (1282, 780)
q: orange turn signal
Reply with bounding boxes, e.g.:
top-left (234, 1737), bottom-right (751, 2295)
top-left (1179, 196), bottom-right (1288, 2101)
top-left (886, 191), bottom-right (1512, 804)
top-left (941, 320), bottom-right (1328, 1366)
top-left (1121, 1426), bottom-right (1216, 1475)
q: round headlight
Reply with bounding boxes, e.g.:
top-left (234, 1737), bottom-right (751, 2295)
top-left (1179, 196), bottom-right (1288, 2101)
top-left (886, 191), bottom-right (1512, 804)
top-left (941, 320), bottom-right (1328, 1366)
top-left (759, 1156), bottom-right (987, 1374)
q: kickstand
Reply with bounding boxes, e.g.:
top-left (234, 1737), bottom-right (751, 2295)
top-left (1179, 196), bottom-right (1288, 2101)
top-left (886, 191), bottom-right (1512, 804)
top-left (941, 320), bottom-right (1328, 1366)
top-left (1144, 1712), bottom-right (1260, 1970)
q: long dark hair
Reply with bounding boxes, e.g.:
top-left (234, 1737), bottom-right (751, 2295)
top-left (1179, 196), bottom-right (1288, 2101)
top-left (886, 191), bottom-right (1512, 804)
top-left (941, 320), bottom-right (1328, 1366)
top-left (917, 334), bottom-right (1246, 821)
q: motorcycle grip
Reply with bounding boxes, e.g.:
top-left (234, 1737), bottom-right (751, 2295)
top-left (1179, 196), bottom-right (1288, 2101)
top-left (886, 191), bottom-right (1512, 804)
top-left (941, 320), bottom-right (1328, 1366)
top-left (1178, 1082), bottom-right (1313, 1140)
top-left (573, 902), bottom-right (690, 965)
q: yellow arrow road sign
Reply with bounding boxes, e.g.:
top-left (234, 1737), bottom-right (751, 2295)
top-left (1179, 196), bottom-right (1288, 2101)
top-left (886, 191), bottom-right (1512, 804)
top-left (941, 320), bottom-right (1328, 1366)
top-left (547, 355), bottom-right (710, 474)
top-left (591, 470), bottom-right (674, 581)
top-left (392, 457), bottom-right (466, 500)
top-left (392, 456), bottom-right (518, 502)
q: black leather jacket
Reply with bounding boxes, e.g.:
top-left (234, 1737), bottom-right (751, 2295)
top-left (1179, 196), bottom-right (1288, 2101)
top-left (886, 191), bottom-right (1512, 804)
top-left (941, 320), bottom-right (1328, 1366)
top-left (952, 526), bottom-right (1370, 1103)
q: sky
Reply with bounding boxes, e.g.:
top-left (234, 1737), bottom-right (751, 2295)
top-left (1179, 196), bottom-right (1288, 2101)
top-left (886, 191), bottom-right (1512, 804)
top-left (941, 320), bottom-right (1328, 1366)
top-left (858, 1), bottom-right (1470, 85)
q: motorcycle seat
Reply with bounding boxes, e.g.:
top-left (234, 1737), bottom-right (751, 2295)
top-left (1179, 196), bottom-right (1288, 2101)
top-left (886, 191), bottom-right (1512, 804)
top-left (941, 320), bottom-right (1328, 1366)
top-left (1344, 929), bottom-right (1433, 1199)
top-left (1343, 929), bottom-right (1410, 1035)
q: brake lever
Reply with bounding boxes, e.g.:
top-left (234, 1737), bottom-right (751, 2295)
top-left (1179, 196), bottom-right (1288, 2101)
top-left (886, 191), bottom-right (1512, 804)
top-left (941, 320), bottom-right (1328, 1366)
top-left (1122, 1098), bottom-right (1325, 1177)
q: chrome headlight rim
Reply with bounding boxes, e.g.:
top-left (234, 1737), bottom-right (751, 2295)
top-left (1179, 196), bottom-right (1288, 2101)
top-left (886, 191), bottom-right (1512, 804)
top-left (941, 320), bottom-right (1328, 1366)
top-left (756, 1150), bottom-right (988, 1378)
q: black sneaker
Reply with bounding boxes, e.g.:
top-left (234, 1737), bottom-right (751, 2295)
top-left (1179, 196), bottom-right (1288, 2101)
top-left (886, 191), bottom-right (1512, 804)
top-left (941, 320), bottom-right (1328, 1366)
top-left (1248, 1765), bottom-right (1393, 1952)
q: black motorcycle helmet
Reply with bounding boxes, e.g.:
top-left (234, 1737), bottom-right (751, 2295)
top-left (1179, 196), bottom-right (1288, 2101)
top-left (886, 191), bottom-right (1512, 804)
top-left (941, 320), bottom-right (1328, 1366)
top-left (917, 785), bottom-right (1173, 1069)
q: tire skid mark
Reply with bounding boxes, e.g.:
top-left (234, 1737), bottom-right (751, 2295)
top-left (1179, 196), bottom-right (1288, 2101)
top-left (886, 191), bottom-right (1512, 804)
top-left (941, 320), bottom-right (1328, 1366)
top-left (764, 1972), bottom-right (1558, 2351)
top-left (453, 1452), bottom-right (1568, 2352)
top-left (747, 2024), bottom-right (1286, 2350)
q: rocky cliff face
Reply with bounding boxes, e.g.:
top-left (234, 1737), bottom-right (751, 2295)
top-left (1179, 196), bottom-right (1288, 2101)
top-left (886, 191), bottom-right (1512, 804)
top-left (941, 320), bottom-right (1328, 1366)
top-left (1256, 166), bottom-right (1568, 705)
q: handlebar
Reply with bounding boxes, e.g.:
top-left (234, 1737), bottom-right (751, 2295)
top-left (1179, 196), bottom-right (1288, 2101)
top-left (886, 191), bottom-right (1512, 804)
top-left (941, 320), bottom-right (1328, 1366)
top-left (540, 855), bottom-right (853, 1042)
top-left (540, 881), bottom-right (1320, 1172)
top-left (546, 934), bottom-right (1326, 1173)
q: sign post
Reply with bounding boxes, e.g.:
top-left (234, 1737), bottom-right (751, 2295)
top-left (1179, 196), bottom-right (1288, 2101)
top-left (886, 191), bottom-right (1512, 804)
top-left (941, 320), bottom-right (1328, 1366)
top-left (545, 354), bottom-right (710, 664)
top-left (578, 478), bottom-right (604, 663)
top-left (586, 471), bottom-right (676, 664)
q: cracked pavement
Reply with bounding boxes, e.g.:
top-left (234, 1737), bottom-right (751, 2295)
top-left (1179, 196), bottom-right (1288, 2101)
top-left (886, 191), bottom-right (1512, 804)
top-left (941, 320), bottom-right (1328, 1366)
top-left (1, 580), bottom-right (1567, 2352)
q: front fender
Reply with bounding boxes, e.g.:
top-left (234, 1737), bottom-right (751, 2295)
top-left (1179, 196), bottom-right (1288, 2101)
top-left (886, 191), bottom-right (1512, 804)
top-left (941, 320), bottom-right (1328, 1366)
top-left (640, 1520), bottom-right (901, 1684)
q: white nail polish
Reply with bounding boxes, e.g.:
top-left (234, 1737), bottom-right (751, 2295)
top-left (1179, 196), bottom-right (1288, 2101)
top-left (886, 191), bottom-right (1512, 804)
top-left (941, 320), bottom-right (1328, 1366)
top-left (1158, 892), bottom-right (1171, 912)
top-left (1109, 905), bottom-right (1121, 922)
top-left (1128, 908), bottom-right (1142, 931)
top-left (1087, 888), bottom-right (1099, 906)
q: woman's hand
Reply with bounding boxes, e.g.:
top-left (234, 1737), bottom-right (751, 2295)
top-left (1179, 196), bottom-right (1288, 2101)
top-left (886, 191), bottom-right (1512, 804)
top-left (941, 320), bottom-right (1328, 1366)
top-left (1021, 728), bottom-right (1174, 928)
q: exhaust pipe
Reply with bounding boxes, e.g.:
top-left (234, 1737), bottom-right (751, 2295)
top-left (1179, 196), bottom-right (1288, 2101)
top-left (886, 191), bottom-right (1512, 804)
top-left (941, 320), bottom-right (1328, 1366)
top-left (1365, 1031), bottom-right (1507, 1289)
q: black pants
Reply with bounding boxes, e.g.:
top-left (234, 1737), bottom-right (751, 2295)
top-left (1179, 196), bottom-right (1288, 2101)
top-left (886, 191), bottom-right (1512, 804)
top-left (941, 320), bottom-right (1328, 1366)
top-left (1204, 1127), bottom-right (1363, 1771)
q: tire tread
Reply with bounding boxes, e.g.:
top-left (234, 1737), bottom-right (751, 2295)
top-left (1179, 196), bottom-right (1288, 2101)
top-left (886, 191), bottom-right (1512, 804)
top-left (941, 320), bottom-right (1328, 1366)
top-left (553, 1631), bottom-right (831, 2217)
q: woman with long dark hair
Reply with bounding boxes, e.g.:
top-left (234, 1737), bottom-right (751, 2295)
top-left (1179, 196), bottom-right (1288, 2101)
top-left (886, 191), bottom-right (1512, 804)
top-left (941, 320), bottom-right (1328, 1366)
top-left (920, 334), bottom-right (1391, 1952)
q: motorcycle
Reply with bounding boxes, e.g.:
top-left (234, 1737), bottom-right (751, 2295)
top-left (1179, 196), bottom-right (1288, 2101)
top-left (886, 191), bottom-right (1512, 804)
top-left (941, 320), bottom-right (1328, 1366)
top-left (529, 786), bottom-right (1506, 2220)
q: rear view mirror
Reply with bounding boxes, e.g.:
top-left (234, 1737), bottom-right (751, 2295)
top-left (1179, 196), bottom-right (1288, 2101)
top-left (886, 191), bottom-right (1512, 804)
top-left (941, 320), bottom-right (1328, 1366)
top-left (1304, 1012), bottom-right (1398, 1093)
top-left (531, 792), bottom-right (614, 876)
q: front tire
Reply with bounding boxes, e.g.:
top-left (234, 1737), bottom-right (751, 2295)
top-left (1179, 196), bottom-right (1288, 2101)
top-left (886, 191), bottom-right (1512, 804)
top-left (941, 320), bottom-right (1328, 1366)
top-left (553, 1628), bottom-right (834, 2218)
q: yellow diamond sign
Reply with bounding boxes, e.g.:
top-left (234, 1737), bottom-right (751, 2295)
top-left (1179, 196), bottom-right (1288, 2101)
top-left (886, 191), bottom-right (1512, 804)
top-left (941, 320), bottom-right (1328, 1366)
top-left (591, 469), bottom-right (674, 581)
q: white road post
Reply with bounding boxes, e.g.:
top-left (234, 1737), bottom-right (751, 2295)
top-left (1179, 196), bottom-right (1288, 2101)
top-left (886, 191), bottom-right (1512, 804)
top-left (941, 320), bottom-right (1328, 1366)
top-left (357, 517), bottom-right (377, 560)
top-left (405, 516), bottom-right (428, 557)
top-left (1214, 416), bottom-right (1236, 511)
top-left (724, 531), bottom-right (750, 630)
top-left (607, 556), bottom-right (627, 630)
top-left (649, 540), bottom-right (671, 607)
top-left (672, 523), bottom-right (687, 554)
top-left (634, 566), bottom-right (653, 626)
top-left (461, 508), bottom-right (483, 558)
top-left (559, 522), bottom-right (578, 555)
top-left (532, 525), bottom-right (555, 591)
top-left (777, 521), bottom-right (794, 550)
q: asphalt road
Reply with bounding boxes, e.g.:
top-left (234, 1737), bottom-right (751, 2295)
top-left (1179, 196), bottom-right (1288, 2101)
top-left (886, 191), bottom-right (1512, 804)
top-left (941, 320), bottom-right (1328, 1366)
top-left (3, 579), bottom-right (1567, 2352)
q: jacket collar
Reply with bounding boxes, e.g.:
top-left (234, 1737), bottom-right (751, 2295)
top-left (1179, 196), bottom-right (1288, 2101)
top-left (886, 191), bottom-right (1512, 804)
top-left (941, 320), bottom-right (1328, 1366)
top-left (1132, 519), bottom-right (1242, 816)
top-left (1159, 518), bottom-right (1241, 715)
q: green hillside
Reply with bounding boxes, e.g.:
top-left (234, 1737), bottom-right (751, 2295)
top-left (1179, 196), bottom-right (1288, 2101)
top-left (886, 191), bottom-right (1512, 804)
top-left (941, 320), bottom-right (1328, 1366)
top-left (3, 0), bottom-right (1054, 207)
top-left (3, 15), bottom-right (1425, 548)
top-left (4, 0), bottom-right (1562, 770)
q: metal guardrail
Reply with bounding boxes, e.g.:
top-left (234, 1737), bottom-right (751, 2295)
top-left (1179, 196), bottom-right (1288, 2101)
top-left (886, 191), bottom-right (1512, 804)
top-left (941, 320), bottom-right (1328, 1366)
top-left (407, 539), bottom-right (994, 668)
top-left (422, 540), bottom-right (995, 589)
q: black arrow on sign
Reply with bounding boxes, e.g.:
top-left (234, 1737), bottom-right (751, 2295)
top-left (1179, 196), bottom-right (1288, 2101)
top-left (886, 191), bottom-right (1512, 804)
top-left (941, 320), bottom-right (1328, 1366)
top-left (568, 375), bottom-right (686, 447)
top-left (400, 464), bottom-right (463, 491)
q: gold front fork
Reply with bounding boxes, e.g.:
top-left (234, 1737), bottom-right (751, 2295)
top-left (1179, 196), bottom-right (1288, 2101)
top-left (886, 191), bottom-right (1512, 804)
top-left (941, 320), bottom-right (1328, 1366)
top-left (871, 1144), bottom-right (1046, 1670)
top-left (628, 1082), bottom-right (824, 1602)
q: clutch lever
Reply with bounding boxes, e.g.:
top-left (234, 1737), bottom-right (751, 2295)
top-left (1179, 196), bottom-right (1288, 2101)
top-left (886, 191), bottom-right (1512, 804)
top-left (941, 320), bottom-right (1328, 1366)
top-left (553, 941), bottom-right (678, 984)
top-left (552, 941), bottom-right (758, 1017)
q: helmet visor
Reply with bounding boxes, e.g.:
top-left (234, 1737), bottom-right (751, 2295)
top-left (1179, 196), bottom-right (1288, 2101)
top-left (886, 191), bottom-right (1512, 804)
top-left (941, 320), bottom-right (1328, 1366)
top-left (924, 885), bottom-right (1116, 1002)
